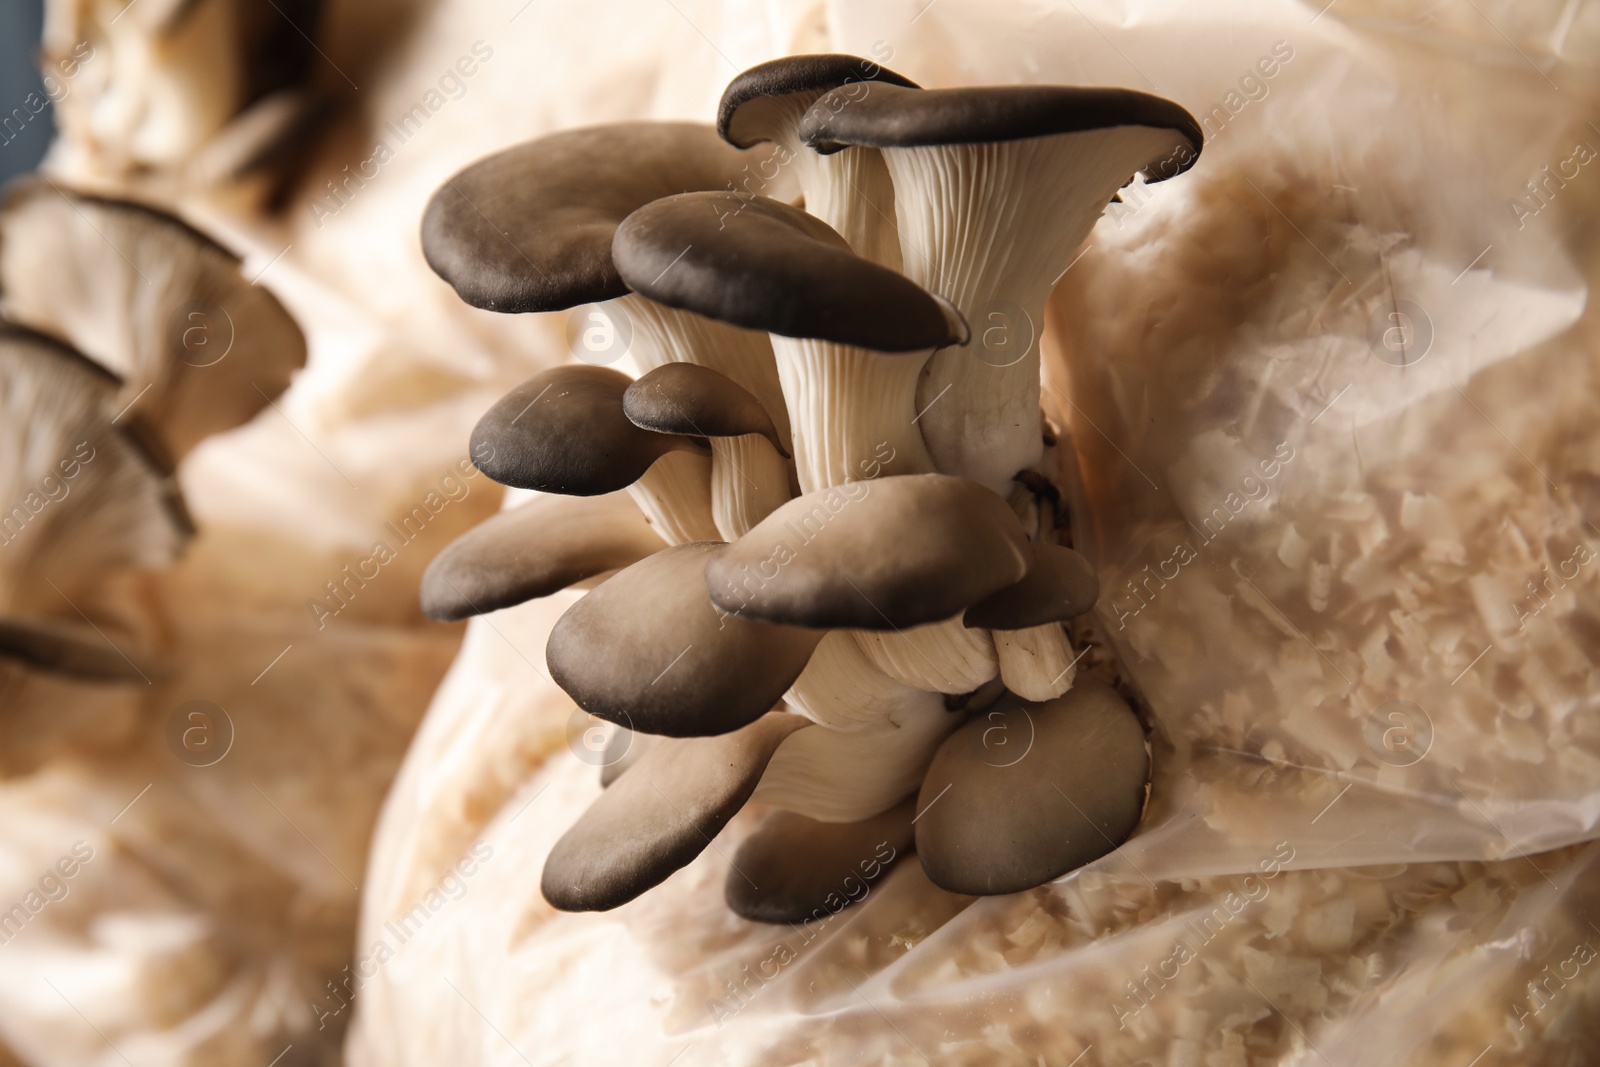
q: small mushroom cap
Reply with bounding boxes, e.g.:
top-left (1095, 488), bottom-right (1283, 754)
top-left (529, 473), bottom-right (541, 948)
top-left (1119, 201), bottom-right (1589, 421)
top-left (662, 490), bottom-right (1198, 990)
top-left (706, 474), bottom-right (1029, 630)
top-left (421, 122), bottom-right (788, 313)
top-left (420, 491), bottom-right (662, 621)
top-left (612, 192), bottom-right (968, 351)
top-left (542, 711), bottom-right (808, 911)
top-left (547, 542), bottom-right (823, 737)
top-left (914, 678), bottom-right (1149, 896)
top-left (724, 798), bottom-right (914, 924)
top-left (0, 178), bottom-right (307, 464)
top-left (800, 83), bottom-right (1202, 177)
top-left (0, 327), bottom-right (187, 617)
top-left (470, 365), bottom-right (703, 494)
top-left (717, 54), bottom-right (919, 147)
top-left (0, 616), bottom-right (149, 682)
top-left (622, 362), bottom-right (789, 455)
top-left (963, 543), bottom-right (1099, 630)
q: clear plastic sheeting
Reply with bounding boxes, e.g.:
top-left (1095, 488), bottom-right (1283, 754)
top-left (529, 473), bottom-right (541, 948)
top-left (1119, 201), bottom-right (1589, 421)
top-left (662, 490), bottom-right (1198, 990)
top-left (332, 0), bottom-right (1600, 1064)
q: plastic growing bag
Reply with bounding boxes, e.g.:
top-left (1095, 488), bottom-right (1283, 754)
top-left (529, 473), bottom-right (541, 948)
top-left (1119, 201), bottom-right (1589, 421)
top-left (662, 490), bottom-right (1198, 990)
top-left (346, 0), bottom-right (1600, 1064)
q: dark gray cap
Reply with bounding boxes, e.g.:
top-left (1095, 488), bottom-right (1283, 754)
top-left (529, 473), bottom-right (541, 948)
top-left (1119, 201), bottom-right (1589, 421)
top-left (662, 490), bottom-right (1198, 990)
top-left (420, 492), bottom-right (662, 621)
top-left (612, 192), bottom-right (967, 351)
top-left (705, 474), bottom-right (1029, 630)
top-left (542, 711), bottom-right (808, 911)
top-left (623, 362), bottom-right (789, 455)
top-left (914, 679), bottom-right (1148, 895)
top-left (964, 543), bottom-right (1099, 630)
top-left (470, 365), bottom-right (704, 494)
top-left (547, 542), bottom-right (823, 737)
top-left (421, 122), bottom-right (784, 313)
top-left (800, 82), bottom-right (1202, 179)
top-left (717, 54), bottom-right (919, 147)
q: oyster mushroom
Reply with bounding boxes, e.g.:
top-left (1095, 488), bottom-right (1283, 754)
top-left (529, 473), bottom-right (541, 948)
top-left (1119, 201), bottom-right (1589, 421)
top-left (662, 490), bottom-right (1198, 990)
top-left (612, 191), bottom-right (967, 493)
top-left (801, 84), bottom-right (1202, 494)
top-left (546, 542), bottom-right (823, 737)
top-left (541, 711), bottom-right (808, 911)
top-left (914, 678), bottom-right (1149, 895)
top-left (420, 123), bottom-right (796, 541)
top-left (966, 541), bottom-right (1100, 700)
top-left (724, 798), bottom-right (915, 924)
top-left (419, 491), bottom-right (660, 622)
top-left (705, 473), bottom-right (1028, 630)
top-left (623, 362), bottom-right (793, 537)
top-left (0, 178), bottom-right (307, 466)
top-left (469, 364), bottom-right (718, 544)
top-left (717, 53), bottom-right (918, 268)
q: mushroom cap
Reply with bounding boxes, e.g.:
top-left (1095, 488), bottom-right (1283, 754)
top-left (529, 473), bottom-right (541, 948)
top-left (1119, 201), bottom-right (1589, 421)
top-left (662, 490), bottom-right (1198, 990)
top-left (0, 177), bottom-right (307, 464)
top-left (963, 543), bottom-right (1099, 630)
top-left (612, 192), bottom-right (968, 351)
top-left (420, 491), bottom-right (662, 621)
top-left (706, 474), bottom-right (1029, 630)
top-left (914, 678), bottom-right (1149, 895)
top-left (469, 365), bottom-right (703, 494)
top-left (622, 362), bottom-right (789, 455)
top-left (546, 542), bottom-right (823, 737)
top-left (800, 83), bottom-right (1202, 177)
top-left (542, 711), bottom-right (808, 911)
top-left (724, 798), bottom-right (914, 924)
top-left (0, 616), bottom-right (149, 682)
top-left (717, 54), bottom-right (919, 148)
top-left (0, 326), bottom-right (187, 617)
top-left (420, 122), bottom-right (788, 313)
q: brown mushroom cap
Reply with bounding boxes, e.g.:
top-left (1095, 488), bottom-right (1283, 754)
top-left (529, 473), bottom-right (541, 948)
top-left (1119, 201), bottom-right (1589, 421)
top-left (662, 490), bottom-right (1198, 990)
top-left (420, 491), bottom-right (662, 621)
top-left (420, 122), bottom-right (789, 313)
top-left (547, 542), bottom-right (823, 737)
top-left (963, 543), bottom-right (1099, 630)
top-left (611, 192), bottom-right (967, 352)
top-left (0, 326), bottom-right (186, 618)
top-left (705, 474), bottom-right (1029, 630)
top-left (717, 54), bottom-right (919, 148)
top-left (542, 711), bottom-right (808, 911)
top-left (724, 798), bottom-right (914, 924)
top-left (914, 679), bottom-right (1149, 895)
top-left (0, 616), bottom-right (149, 682)
top-left (469, 365), bottom-right (704, 494)
top-left (799, 82), bottom-right (1202, 174)
top-left (622, 362), bottom-right (789, 456)
top-left (0, 177), bottom-right (306, 465)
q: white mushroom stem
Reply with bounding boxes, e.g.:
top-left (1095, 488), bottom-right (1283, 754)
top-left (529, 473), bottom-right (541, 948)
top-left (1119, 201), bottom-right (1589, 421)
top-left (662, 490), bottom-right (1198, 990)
top-left (628, 451), bottom-right (719, 545)
top-left (611, 295), bottom-right (794, 538)
top-left (882, 128), bottom-right (1191, 495)
top-left (752, 688), bottom-right (956, 822)
top-left (994, 624), bottom-right (1081, 702)
top-left (770, 336), bottom-right (934, 493)
top-left (782, 631), bottom-right (921, 730)
top-left (787, 141), bottom-right (902, 270)
top-left (708, 434), bottom-right (791, 539)
top-left (853, 616), bottom-right (997, 694)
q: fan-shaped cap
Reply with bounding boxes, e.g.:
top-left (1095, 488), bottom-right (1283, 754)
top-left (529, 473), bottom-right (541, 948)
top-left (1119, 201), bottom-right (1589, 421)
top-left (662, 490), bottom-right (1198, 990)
top-left (717, 54), bottom-right (919, 147)
top-left (0, 179), bottom-right (306, 465)
top-left (800, 82), bottom-right (1201, 174)
top-left (706, 474), bottom-right (1029, 630)
top-left (724, 799), bottom-right (914, 924)
top-left (964, 543), bottom-right (1099, 630)
top-left (914, 679), bottom-right (1149, 895)
top-left (622, 362), bottom-right (789, 455)
top-left (547, 542), bottom-right (823, 737)
top-left (421, 122), bottom-right (788, 313)
top-left (420, 492), bottom-right (661, 621)
top-left (542, 711), bottom-right (808, 911)
top-left (469, 365), bottom-right (704, 494)
top-left (612, 193), bottom-right (967, 351)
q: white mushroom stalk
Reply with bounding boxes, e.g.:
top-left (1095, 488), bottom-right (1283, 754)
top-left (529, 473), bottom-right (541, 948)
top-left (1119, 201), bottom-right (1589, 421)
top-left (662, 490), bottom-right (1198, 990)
top-left (802, 84), bottom-right (1203, 496)
top-left (418, 62), bottom-right (1203, 920)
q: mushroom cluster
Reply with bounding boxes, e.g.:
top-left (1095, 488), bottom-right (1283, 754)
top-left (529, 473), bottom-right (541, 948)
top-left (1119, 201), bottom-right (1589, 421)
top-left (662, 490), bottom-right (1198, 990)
top-left (0, 174), bottom-right (305, 768)
top-left (420, 55), bottom-right (1202, 920)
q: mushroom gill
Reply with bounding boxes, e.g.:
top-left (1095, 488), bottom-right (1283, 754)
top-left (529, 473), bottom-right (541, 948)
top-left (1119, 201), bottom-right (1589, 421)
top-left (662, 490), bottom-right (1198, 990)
top-left (419, 56), bottom-right (1202, 921)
